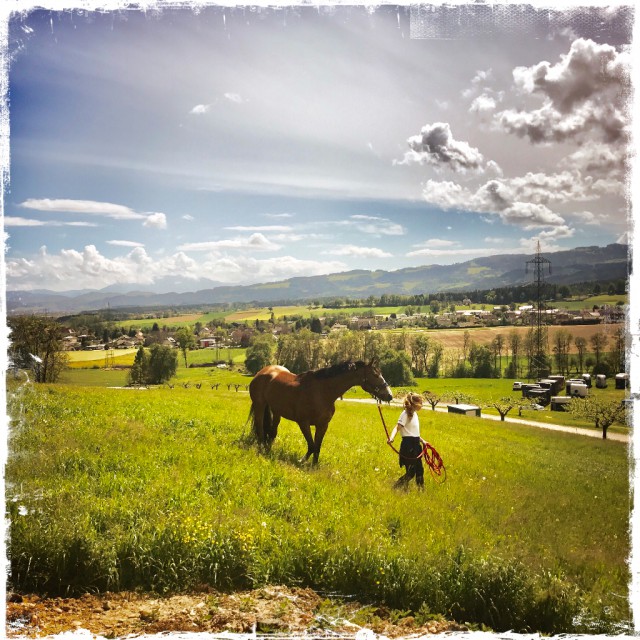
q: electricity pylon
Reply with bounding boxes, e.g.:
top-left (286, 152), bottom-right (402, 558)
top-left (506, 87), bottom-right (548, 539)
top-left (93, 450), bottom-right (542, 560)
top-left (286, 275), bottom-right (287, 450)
top-left (525, 241), bottom-right (552, 379)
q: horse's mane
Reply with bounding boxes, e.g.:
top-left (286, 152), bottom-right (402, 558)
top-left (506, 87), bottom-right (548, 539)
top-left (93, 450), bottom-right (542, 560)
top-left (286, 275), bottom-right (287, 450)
top-left (300, 360), bottom-right (366, 380)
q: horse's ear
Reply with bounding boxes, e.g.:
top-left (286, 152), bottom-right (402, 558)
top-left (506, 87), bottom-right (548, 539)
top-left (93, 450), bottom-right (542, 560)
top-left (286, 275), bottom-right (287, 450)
top-left (369, 357), bottom-right (379, 369)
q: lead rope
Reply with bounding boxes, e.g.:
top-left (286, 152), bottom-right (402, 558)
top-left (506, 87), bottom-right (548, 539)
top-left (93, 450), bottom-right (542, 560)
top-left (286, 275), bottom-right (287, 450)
top-left (377, 402), bottom-right (427, 461)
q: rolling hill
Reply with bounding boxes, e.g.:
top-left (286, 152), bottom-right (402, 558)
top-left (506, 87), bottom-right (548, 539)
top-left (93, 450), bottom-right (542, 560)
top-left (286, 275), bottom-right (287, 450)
top-left (7, 243), bottom-right (629, 314)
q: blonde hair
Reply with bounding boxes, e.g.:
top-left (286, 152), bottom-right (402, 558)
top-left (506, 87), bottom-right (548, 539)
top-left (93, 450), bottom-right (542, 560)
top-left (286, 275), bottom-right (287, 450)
top-left (403, 393), bottom-right (423, 416)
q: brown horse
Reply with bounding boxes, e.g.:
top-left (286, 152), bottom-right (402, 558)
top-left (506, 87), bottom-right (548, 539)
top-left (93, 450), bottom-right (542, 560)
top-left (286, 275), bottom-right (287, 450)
top-left (248, 360), bottom-right (393, 464)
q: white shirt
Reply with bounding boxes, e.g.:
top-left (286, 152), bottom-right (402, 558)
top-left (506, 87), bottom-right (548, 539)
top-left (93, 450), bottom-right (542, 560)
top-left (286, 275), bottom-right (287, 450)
top-left (389, 409), bottom-right (421, 440)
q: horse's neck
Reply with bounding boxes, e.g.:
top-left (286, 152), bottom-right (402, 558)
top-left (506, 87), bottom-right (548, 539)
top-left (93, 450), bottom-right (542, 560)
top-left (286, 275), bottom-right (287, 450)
top-left (323, 370), bottom-right (362, 400)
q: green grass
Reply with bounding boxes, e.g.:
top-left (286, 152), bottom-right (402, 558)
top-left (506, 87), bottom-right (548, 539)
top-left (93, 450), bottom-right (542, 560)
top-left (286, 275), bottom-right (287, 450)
top-left (554, 295), bottom-right (627, 310)
top-left (6, 381), bottom-right (630, 633)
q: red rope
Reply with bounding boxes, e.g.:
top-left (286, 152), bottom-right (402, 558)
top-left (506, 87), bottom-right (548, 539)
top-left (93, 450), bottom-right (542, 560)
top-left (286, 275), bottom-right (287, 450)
top-left (377, 403), bottom-right (427, 461)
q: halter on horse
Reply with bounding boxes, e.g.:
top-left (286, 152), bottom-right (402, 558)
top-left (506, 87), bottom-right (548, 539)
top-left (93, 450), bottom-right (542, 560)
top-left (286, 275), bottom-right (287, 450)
top-left (248, 359), bottom-right (393, 464)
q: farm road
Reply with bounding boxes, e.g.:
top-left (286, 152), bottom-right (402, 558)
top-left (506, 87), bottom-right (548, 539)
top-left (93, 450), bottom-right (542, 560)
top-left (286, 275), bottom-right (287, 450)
top-left (344, 398), bottom-right (629, 444)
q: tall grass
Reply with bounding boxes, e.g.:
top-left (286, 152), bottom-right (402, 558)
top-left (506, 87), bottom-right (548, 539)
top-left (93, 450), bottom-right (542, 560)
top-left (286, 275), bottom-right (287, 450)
top-left (6, 381), bottom-right (630, 633)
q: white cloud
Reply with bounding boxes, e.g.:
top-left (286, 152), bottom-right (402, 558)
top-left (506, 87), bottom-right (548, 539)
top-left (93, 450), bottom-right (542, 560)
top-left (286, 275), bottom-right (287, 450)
top-left (182, 214), bottom-right (195, 221)
top-left (225, 225), bottom-right (293, 232)
top-left (6, 244), bottom-right (346, 291)
top-left (413, 238), bottom-right (457, 249)
top-left (18, 198), bottom-right (169, 230)
top-left (469, 94), bottom-right (497, 114)
top-left (398, 122), bottom-right (487, 173)
top-left (347, 215), bottom-right (405, 236)
top-left (497, 38), bottom-right (630, 146)
top-left (324, 245), bottom-right (393, 258)
top-left (4, 216), bottom-right (98, 227)
top-left (20, 198), bottom-right (144, 219)
top-left (178, 233), bottom-right (280, 252)
top-left (420, 168), bottom-right (613, 231)
top-left (407, 246), bottom-right (513, 258)
top-left (106, 240), bottom-right (145, 247)
top-left (190, 104), bottom-right (211, 114)
top-left (143, 212), bottom-right (167, 229)
top-left (224, 93), bottom-right (244, 104)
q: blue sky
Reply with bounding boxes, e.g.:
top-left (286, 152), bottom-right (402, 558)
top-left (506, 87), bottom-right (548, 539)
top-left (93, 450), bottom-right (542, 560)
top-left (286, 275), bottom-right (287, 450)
top-left (2, 2), bottom-right (634, 292)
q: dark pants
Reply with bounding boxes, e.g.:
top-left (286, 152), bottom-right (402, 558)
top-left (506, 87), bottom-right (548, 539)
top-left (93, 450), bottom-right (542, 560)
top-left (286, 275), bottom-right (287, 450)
top-left (395, 437), bottom-right (424, 489)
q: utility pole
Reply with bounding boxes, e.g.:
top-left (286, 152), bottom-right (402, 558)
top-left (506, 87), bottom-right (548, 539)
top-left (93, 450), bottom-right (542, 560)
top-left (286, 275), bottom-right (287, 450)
top-left (526, 241), bottom-right (552, 379)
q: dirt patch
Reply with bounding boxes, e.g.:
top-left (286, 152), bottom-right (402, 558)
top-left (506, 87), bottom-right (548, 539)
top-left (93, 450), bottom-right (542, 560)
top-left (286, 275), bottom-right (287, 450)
top-left (7, 587), bottom-right (466, 638)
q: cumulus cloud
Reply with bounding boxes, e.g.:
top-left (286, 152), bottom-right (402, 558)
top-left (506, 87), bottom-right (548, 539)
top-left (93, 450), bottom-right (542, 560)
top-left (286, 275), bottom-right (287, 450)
top-left (496, 38), bottom-right (630, 145)
top-left (324, 245), bottom-right (393, 258)
top-left (143, 212), bottom-right (167, 229)
top-left (6, 244), bottom-right (346, 292)
top-left (423, 179), bottom-right (565, 229)
top-left (398, 122), bottom-right (487, 173)
top-left (469, 94), bottom-right (497, 114)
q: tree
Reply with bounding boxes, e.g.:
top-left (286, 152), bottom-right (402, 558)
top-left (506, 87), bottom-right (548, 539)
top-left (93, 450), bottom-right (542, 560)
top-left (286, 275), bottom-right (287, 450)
top-left (469, 343), bottom-right (495, 378)
top-left (428, 341), bottom-right (444, 378)
top-left (552, 329), bottom-right (573, 377)
top-left (174, 327), bottom-right (197, 367)
top-left (422, 390), bottom-right (442, 411)
top-left (127, 346), bottom-right (148, 386)
top-left (608, 325), bottom-right (626, 373)
top-left (485, 396), bottom-right (519, 421)
top-left (569, 396), bottom-right (627, 439)
top-left (379, 349), bottom-right (414, 387)
top-left (245, 336), bottom-right (274, 375)
top-left (410, 334), bottom-right (431, 376)
top-left (8, 315), bottom-right (69, 383)
top-left (590, 331), bottom-right (608, 367)
top-left (146, 344), bottom-right (178, 384)
top-left (310, 317), bottom-right (323, 334)
top-left (574, 337), bottom-right (587, 373)
top-left (507, 329), bottom-right (521, 379)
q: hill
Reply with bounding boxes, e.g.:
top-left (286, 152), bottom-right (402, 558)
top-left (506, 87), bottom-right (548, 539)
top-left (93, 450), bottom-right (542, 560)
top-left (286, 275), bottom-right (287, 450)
top-left (7, 243), bottom-right (629, 314)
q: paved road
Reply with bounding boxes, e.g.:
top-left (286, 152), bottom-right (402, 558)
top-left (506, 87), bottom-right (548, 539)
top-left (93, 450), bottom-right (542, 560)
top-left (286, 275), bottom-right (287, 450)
top-left (342, 397), bottom-right (630, 444)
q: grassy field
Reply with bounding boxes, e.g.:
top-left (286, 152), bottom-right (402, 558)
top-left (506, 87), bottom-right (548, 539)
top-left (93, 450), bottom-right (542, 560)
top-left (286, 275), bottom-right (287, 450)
top-left (6, 379), bottom-right (630, 634)
top-left (115, 293), bottom-right (627, 328)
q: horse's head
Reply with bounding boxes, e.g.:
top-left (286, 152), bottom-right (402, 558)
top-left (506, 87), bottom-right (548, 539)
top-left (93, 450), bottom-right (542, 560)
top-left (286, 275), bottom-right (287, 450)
top-left (361, 359), bottom-right (393, 402)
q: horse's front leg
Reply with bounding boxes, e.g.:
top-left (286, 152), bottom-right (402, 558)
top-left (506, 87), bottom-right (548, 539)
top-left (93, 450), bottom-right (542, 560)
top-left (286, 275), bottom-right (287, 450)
top-left (312, 422), bottom-right (330, 465)
top-left (297, 421), bottom-right (315, 463)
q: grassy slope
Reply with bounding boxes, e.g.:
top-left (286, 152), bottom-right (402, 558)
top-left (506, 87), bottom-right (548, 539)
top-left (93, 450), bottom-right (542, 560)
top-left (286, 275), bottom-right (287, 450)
top-left (6, 382), bottom-right (630, 633)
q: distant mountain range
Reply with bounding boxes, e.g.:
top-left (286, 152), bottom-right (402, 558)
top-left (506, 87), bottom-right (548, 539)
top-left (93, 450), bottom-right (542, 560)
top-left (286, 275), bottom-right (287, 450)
top-left (7, 244), bottom-right (629, 315)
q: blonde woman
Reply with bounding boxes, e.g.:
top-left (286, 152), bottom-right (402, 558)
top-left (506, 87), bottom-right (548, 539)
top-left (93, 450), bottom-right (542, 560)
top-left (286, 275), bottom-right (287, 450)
top-left (388, 392), bottom-right (426, 490)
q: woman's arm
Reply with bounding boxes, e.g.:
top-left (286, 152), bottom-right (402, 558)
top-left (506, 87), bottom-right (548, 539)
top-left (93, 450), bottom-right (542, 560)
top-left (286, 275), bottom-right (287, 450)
top-left (388, 423), bottom-right (400, 443)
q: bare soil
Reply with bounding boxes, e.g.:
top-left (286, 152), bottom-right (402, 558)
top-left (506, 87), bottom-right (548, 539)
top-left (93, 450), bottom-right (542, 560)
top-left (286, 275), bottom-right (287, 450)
top-left (7, 587), bottom-right (466, 638)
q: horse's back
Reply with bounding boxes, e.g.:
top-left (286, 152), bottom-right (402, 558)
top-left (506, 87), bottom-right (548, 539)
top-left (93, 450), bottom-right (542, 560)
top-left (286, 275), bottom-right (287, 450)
top-left (250, 365), bottom-right (296, 400)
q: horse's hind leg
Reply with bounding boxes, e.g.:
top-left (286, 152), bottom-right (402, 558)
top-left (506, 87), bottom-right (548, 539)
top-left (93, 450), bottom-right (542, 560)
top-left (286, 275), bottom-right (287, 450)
top-left (266, 414), bottom-right (281, 443)
top-left (312, 422), bottom-right (329, 465)
top-left (251, 402), bottom-right (265, 443)
top-left (297, 421), bottom-right (315, 463)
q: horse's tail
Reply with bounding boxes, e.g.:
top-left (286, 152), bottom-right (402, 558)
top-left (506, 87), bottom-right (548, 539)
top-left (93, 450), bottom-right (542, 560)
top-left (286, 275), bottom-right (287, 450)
top-left (247, 401), bottom-right (272, 444)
